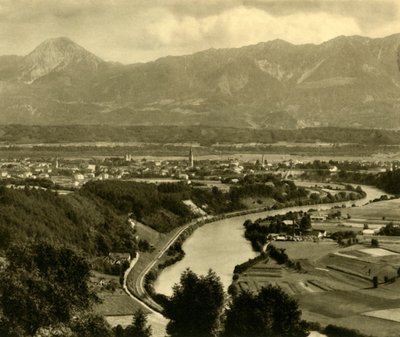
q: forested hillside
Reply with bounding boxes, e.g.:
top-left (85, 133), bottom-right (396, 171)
top-left (2, 125), bottom-right (400, 145)
top-left (0, 186), bottom-right (135, 255)
top-left (81, 178), bottom-right (313, 232)
top-left (81, 181), bottom-right (194, 233)
top-left (0, 174), bottom-right (378, 255)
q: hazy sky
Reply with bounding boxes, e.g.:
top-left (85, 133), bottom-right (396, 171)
top-left (0, 0), bottom-right (399, 63)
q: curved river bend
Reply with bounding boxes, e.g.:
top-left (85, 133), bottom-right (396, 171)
top-left (154, 184), bottom-right (386, 296)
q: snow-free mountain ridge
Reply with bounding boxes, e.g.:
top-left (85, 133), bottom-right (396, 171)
top-left (0, 35), bottom-right (400, 128)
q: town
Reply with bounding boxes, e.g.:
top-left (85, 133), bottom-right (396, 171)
top-left (0, 149), bottom-right (397, 190)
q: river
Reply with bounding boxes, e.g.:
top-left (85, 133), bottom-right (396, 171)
top-left (154, 184), bottom-right (387, 296)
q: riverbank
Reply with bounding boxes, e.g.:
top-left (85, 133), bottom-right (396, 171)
top-left (144, 183), bottom-right (371, 299)
top-left (115, 183), bottom-right (385, 337)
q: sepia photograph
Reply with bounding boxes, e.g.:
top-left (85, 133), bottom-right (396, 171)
top-left (1, 0), bottom-right (400, 336)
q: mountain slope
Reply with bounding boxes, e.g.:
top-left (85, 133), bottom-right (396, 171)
top-left (1, 34), bottom-right (400, 128)
top-left (20, 37), bottom-right (104, 83)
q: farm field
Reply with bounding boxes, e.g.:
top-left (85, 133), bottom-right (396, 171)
top-left (233, 243), bottom-right (400, 336)
top-left (298, 285), bottom-right (400, 337)
top-left (345, 198), bottom-right (400, 221)
top-left (91, 272), bottom-right (147, 325)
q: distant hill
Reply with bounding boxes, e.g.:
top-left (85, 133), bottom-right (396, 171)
top-left (1, 35), bottom-right (400, 129)
top-left (1, 125), bottom-right (400, 145)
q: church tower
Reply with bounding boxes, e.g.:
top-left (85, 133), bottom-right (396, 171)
top-left (189, 147), bottom-right (194, 168)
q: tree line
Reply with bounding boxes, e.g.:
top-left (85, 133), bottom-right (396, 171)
top-left (302, 168), bottom-right (400, 196)
top-left (3, 124), bottom-right (400, 145)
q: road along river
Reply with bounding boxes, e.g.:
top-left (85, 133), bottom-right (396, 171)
top-left (154, 184), bottom-right (387, 296)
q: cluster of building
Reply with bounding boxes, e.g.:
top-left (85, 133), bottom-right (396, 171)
top-left (0, 150), bottom-right (274, 188)
top-left (0, 150), bottom-right (398, 189)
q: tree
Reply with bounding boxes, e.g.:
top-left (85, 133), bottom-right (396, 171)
top-left (0, 242), bottom-right (103, 336)
top-left (124, 310), bottom-right (152, 337)
top-left (373, 276), bottom-right (379, 288)
top-left (165, 269), bottom-right (224, 337)
top-left (223, 285), bottom-right (308, 337)
top-left (300, 214), bottom-right (312, 232)
top-left (70, 314), bottom-right (114, 337)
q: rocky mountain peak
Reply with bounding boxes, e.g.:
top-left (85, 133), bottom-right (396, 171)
top-left (1, 34), bottom-right (400, 128)
top-left (21, 37), bottom-right (104, 82)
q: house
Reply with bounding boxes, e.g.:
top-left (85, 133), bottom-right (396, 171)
top-left (107, 252), bottom-right (131, 265)
top-left (310, 214), bottom-right (327, 222)
top-left (128, 218), bottom-right (136, 230)
top-left (362, 229), bottom-right (378, 235)
top-left (74, 173), bottom-right (84, 181)
top-left (311, 230), bottom-right (328, 239)
top-left (283, 220), bottom-right (294, 226)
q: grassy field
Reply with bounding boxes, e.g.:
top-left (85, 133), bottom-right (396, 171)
top-left (345, 199), bottom-right (400, 221)
top-left (135, 221), bottom-right (165, 246)
top-left (297, 286), bottom-right (400, 337)
top-left (96, 293), bottom-right (142, 316)
top-left (90, 271), bottom-right (144, 317)
top-left (233, 241), bottom-right (400, 337)
top-left (272, 241), bottom-right (340, 261)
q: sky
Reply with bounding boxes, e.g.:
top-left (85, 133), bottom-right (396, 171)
top-left (0, 0), bottom-right (400, 64)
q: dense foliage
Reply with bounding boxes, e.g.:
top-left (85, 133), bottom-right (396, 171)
top-left (114, 310), bottom-right (152, 337)
top-left (0, 242), bottom-right (112, 337)
top-left (376, 169), bottom-right (400, 195)
top-left (190, 186), bottom-right (244, 214)
top-left (0, 177), bottom-right (319, 257)
top-left (0, 186), bottom-right (136, 255)
top-left (379, 222), bottom-right (400, 236)
top-left (233, 253), bottom-right (268, 274)
top-left (330, 231), bottom-right (357, 242)
top-left (82, 181), bottom-right (194, 232)
top-left (222, 285), bottom-right (308, 337)
top-left (231, 177), bottom-right (309, 204)
top-left (324, 325), bottom-right (372, 337)
top-left (81, 178), bottom-right (318, 232)
top-left (165, 269), bottom-right (225, 337)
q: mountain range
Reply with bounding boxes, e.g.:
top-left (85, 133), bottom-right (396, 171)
top-left (1, 35), bottom-right (400, 129)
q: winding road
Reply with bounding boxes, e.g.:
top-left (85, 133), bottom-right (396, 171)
top-left (123, 218), bottom-right (203, 314)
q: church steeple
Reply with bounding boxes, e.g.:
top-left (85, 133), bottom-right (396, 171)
top-left (189, 147), bottom-right (194, 168)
